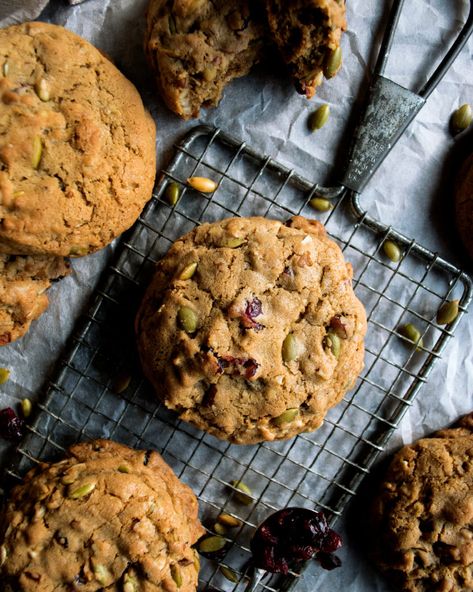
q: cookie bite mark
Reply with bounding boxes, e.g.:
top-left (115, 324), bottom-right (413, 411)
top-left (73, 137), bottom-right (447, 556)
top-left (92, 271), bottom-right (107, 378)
top-left (0, 253), bottom-right (70, 345)
top-left (136, 216), bottom-right (366, 444)
top-left (264, 0), bottom-right (346, 98)
top-left (145, 0), bottom-right (265, 118)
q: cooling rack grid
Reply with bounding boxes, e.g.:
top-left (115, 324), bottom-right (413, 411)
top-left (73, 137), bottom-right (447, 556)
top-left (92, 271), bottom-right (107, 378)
top-left (4, 125), bottom-right (472, 592)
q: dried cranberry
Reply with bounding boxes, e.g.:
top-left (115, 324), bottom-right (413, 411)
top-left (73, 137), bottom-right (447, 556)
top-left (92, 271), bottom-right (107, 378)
top-left (321, 529), bottom-right (342, 553)
top-left (329, 315), bottom-right (348, 339)
top-left (305, 513), bottom-right (328, 539)
top-left (258, 524), bottom-right (279, 545)
top-left (317, 552), bottom-right (342, 570)
top-left (283, 266), bottom-right (294, 279)
top-left (219, 355), bottom-right (259, 380)
top-left (250, 507), bottom-right (342, 574)
top-left (245, 297), bottom-right (262, 320)
top-left (202, 384), bottom-right (217, 407)
top-left (242, 359), bottom-right (259, 379)
top-left (0, 407), bottom-right (25, 442)
top-left (287, 544), bottom-right (317, 561)
top-left (240, 297), bottom-right (264, 331)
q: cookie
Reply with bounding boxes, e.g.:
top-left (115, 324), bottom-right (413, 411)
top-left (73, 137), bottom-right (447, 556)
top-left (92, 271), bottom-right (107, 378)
top-left (264, 0), bottom-right (346, 98)
top-left (136, 216), bottom-right (366, 445)
top-left (0, 22), bottom-right (156, 257)
top-left (370, 413), bottom-right (473, 592)
top-left (0, 439), bottom-right (204, 591)
top-left (455, 152), bottom-right (473, 260)
top-left (145, 0), bottom-right (265, 119)
top-left (0, 253), bottom-right (70, 345)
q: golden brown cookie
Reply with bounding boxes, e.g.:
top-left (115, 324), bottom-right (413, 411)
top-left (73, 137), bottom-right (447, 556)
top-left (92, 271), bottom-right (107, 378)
top-left (136, 216), bottom-right (366, 445)
top-left (0, 22), bottom-right (156, 257)
top-left (145, 0), bottom-right (265, 119)
top-left (455, 153), bottom-right (473, 260)
top-left (370, 413), bottom-right (473, 592)
top-left (0, 253), bottom-right (70, 345)
top-left (0, 439), bottom-right (204, 591)
top-left (264, 0), bottom-right (346, 98)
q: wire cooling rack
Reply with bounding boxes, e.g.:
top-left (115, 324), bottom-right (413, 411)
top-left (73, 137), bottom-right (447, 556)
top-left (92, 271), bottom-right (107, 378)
top-left (4, 125), bottom-right (472, 591)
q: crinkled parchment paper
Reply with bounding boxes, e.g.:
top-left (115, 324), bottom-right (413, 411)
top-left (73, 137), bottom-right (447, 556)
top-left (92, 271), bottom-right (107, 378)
top-left (1, 1), bottom-right (473, 590)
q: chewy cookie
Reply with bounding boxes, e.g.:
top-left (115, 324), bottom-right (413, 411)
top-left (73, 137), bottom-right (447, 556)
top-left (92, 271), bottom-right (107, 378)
top-left (136, 216), bottom-right (366, 445)
top-left (370, 413), bottom-right (473, 592)
top-left (145, 0), bottom-right (265, 119)
top-left (0, 254), bottom-right (70, 345)
top-left (455, 153), bottom-right (473, 260)
top-left (264, 0), bottom-right (346, 98)
top-left (0, 439), bottom-right (204, 591)
top-left (0, 22), bottom-right (156, 257)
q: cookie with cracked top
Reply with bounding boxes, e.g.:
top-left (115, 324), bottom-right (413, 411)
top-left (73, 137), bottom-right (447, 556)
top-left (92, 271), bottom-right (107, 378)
top-left (370, 413), bottom-right (473, 592)
top-left (136, 215), bottom-right (366, 444)
top-left (145, 0), bottom-right (265, 120)
top-left (0, 22), bottom-right (156, 257)
top-left (0, 253), bottom-right (70, 345)
top-left (0, 439), bottom-right (204, 591)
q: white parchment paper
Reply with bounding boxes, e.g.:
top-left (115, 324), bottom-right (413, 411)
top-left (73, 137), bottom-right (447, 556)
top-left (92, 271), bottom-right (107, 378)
top-left (1, 1), bottom-right (473, 590)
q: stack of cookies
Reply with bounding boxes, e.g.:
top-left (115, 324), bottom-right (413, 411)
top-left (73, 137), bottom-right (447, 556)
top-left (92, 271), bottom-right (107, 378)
top-left (0, 21), bottom-right (157, 345)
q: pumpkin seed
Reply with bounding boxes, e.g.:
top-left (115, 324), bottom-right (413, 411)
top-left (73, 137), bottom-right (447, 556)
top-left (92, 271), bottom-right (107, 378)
top-left (123, 580), bottom-right (137, 592)
top-left (94, 564), bottom-right (110, 586)
top-left (0, 545), bottom-right (7, 566)
top-left (282, 333), bottom-right (298, 362)
top-left (2, 62), bottom-right (8, 77)
top-left (198, 535), bottom-right (227, 553)
top-left (398, 323), bottom-right (423, 350)
top-left (383, 240), bottom-right (401, 262)
top-left (187, 176), bottom-right (217, 193)
top-left (309, 197), bottom-right (332, 212)
top-left (324, 46), bottom-right (342, 79)
top-left (220, 566), bottom-right (239, 583)
top-left (69, 245), bottom-right (88, 257)
top-left (324, 331), bottom-right (340, 358)
top-left (213, 522), bottom-right (228, 536)
top-left (273, 408), bottom-right (299, 427)
top-left (222, 236), bottom-right (245, 248)
top-left (170, 564), bottom-right (182, 588)
top-left (178, 262), bottom-right (197, 280)
top-left (230, 480), bottom-right (253, 505)
top-left (35, 79), bottom-right (50, 102)
top-left (32, 135), bottom-right (42, 169)
top-left (308, 104), bottom-right (330, 131)
top-left (123, 573), bottom-right (138, 592)
top-left (193, 549), bottom-right (200, 571)
top-left (0, 367), bottom-right (9, 384)
top-left (217, 513), bottom-right (242, 528)
top-left (169, 14), bottom-right (177, 34)
top-left (112, 371), bottom-right (131, 394)
top-left (165, 182), bottom-right (180, 206)
top-left (436, 299), bottom-right (459, 325)
top-left (117, 465), bottom-right (130, 473)
top-left (68, 482), bottom-right (96, 499)
top-left (450, 103), bottom-right (472, 135)
top-left (178, 306), bottom-right (198, 334)
top-left (203, 66), bottom-right (217, 82)
top-left (20, 398), bottom-right (32, 418)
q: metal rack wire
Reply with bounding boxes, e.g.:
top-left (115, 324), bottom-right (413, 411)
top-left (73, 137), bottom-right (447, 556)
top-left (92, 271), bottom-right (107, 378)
top-left (4, 125), bottom-right (472, 592)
